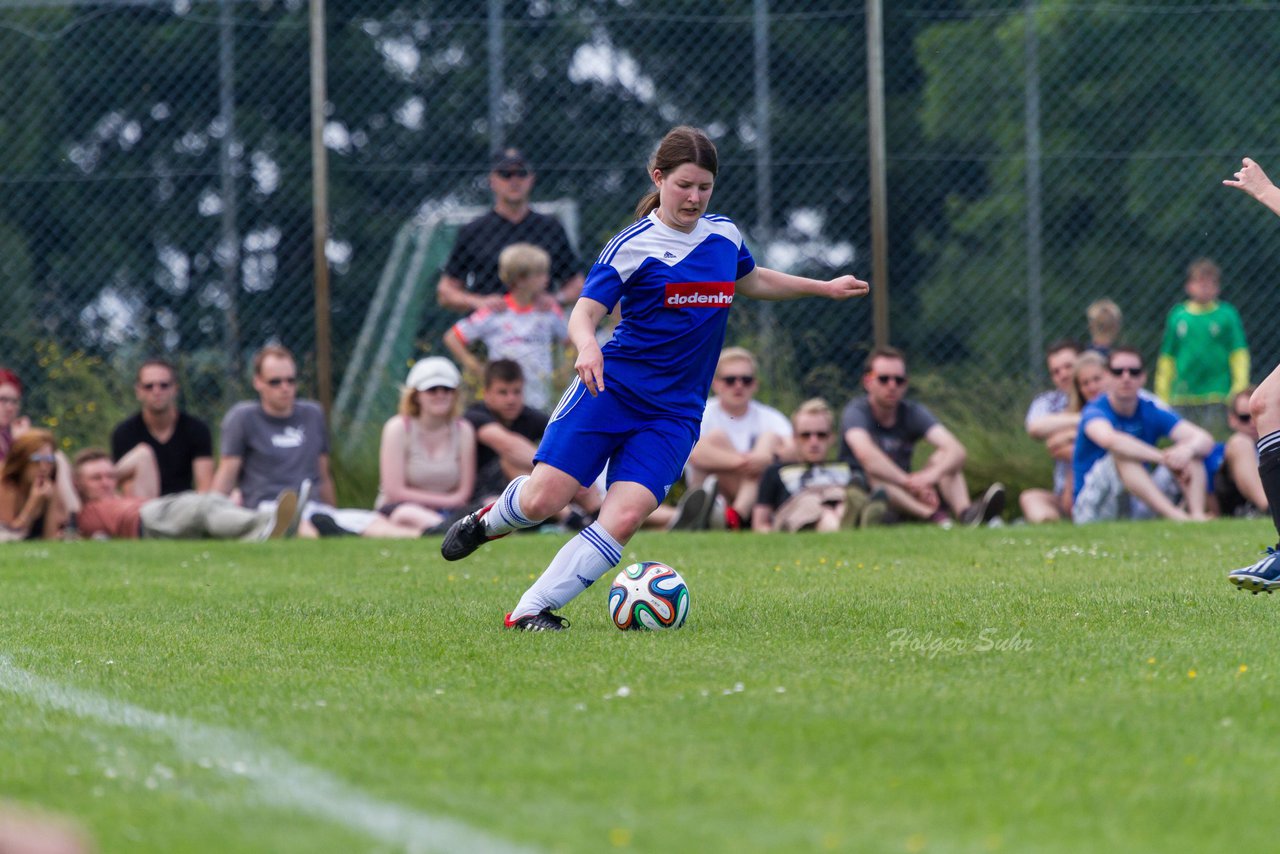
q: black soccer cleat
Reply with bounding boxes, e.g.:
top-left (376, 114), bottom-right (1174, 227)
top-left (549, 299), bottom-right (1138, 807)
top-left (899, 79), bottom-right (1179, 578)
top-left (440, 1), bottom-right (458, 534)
top-left (441, 503), bottom-right (502, 561)
top-left (504, 609), bottom-right (570, 632)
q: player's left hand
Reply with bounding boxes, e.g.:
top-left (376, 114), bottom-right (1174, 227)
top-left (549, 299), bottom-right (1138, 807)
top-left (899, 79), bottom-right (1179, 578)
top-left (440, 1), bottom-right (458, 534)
top-left (827, 275), bottom-right (870, 300)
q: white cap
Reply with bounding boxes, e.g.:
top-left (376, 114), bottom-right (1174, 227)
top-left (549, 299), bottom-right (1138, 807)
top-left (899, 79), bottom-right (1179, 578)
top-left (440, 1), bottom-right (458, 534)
top-left (405, 357), bottom-right (461, 391)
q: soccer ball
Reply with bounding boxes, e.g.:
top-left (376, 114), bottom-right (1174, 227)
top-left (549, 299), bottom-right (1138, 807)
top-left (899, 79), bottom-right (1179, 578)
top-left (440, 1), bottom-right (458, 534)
top-left (607, 561), bottom-right (690, 631)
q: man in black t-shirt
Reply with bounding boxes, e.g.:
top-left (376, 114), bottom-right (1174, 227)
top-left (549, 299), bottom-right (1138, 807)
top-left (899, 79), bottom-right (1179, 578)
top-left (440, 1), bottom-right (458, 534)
top-left (464, 360), bottom-right (550, 501)
top-left (839, 346), bottom-right (1004, 526)
top-left (110, 359), bottom-right (213, 496)
top-left (436, 147), bottom-right (583, 314)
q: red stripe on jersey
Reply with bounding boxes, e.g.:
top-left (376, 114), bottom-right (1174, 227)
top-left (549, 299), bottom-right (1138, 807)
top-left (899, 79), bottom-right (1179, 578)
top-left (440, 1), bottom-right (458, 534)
top-left (663, 281), bottom-right (735, 308)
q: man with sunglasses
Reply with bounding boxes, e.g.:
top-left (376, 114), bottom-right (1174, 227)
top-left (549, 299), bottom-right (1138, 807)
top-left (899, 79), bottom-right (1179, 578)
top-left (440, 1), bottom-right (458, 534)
top-left (753, 398), bottom-right (887, 533)
top-left (110, 359), bottom-right (213, 496)
top-left (839, 346), bottom-right (1004, 526)
top-left (214, 345), bottom-right (424, 538)
top-left (1072, 346), bottom-right (1213, 524)
top-left (436, 148), bottom-right (584, 314)
top-left (681, 347), bottom-right (794, 530)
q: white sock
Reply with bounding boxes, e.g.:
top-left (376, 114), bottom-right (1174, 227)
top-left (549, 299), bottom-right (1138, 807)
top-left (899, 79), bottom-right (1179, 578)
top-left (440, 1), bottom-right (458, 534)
top-left (511, 522), bottom-right (622, 618)
top-left (484, 476), bottom-right (538, 536)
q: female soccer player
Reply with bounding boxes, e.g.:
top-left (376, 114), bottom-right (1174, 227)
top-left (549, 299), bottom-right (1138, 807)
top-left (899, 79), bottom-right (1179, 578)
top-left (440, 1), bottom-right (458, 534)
top-left (442, 126), bottom-right (869, 630)
top-left (1224, 158), bottom-right (1280, 591)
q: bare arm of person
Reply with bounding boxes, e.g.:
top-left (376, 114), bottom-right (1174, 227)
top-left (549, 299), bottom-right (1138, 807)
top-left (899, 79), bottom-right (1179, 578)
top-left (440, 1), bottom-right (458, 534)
top-left (686, 440), bottom-right (749, 476)
top-left (556, 272), bottom-right (585, 306)
top-left (569, 297), bottom-right (609, 396)
top-left (1226, 432), bottom-right (1269, 510)
top-left (211, 456), bottom-right (243, 497)
top-left (1083, 419), bottom-right (1163, 466)
top-left (114, 443), bottom-right (160, 499)
top-left (1046, 427), bottom-right (1077, 462)
top-left (0, 478), bottom-right (53, 537)
top-left (908, 423), bottom-right (967, 487)
top-left (1162, 420), bottom-right (1215, 473)
top-left (192, 457), bottom-right (214, 493)
top-left (476, 423), bottom-right (538, 472)
top-left (1224, 158), bottom-right (1280, 218)
top-left (1027, 411), bottom-right (1080, 441)
top-left (437, 273), bottom-right (505, 313)
top-left (443, 329), bottom-right (485, 379)
top-left (844, 427), bottom-right (911, 489)
top-left (736, 267), bottom-right (869, 301)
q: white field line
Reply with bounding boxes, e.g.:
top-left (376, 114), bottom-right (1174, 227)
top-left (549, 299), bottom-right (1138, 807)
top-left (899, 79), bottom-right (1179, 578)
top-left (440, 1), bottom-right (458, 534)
top-left (0, 656), bottom-right (535, 854)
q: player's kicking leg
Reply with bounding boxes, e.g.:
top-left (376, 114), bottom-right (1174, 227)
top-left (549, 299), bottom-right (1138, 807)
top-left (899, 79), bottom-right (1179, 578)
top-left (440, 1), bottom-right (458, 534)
top-left (441, 466), bottom-right (579, 561)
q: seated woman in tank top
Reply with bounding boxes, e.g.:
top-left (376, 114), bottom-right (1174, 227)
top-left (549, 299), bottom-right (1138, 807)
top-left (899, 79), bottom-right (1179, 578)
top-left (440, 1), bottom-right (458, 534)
top-left (376, 357), bottom-right (477, 533)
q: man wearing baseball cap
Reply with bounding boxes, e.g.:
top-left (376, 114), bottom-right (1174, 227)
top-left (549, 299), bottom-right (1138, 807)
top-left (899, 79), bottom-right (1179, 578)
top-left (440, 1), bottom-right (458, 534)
top-left (436, 146), bottom-right (584, 313)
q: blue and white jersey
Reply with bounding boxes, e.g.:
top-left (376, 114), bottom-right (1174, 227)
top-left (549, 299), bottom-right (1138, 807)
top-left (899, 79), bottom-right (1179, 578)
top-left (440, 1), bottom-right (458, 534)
top-left (581, 211), bottom-right (755, 419)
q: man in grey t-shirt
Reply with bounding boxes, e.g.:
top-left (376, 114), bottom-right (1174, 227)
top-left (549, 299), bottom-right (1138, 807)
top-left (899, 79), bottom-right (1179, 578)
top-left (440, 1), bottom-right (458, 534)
top-left (212, 344), bottom-right (421, 538)
top-left (838, 346), bottom-right (1004, 526)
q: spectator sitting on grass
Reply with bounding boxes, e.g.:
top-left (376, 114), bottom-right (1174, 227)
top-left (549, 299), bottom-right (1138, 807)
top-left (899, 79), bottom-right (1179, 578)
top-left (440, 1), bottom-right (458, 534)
top-left (444, 242), bottom-right (571, 411)
top-left (463, 358), bottom-right (601, 526)
top-left (838, 346), bottom-right (1005, 526)
top-left (0, 430), bottom-right (69, 541)
top-left (1210, 387), bottom-right (1268, 519)
top-left (1071, 346), bottom-right (1214, 524)
top-left (376, 357), bottom-right (476, 535)
top-left (681, 347), bottom-right (794, 531)
top-left (0, 367), bottom-right (81, 526)
top-left (212, 344), bottom-right (422, 539)
top-left (751, 398), bottom-right (887, 533)
top-left (111, 358), bottom-right (214, 495)
top-left (74, 448), bottom-right (300, 541)
top-left (1020, 339), bottom-right (1081, 524)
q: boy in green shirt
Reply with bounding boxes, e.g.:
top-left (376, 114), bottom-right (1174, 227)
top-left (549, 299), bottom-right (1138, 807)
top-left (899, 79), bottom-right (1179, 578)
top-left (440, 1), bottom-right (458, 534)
top-left (1154, 257), bottom-right (1250, 433)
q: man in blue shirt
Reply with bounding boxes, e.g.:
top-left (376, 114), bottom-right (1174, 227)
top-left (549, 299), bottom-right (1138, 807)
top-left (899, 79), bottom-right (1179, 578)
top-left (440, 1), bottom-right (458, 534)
top-left (1072, 346), bottom-right (1214, 523)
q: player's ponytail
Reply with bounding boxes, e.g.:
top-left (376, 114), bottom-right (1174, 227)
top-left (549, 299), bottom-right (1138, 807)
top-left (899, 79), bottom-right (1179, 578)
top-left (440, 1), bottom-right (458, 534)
top-left (634, 126), bottom-right (719, 222)
top-left (634, 190), bottom-right (661, 221)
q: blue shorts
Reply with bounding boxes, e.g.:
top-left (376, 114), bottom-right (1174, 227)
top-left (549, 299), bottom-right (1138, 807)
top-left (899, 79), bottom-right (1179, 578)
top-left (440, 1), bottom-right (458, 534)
top-left (534, 378), bottom-right (700, 504)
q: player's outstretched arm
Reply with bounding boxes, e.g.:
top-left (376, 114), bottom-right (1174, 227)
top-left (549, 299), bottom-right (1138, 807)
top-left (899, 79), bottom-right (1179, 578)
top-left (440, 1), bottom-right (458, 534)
top-left (1224, 157), bottom-right (1280, 218)
top-left (737, 267), bottom-right (869, 301)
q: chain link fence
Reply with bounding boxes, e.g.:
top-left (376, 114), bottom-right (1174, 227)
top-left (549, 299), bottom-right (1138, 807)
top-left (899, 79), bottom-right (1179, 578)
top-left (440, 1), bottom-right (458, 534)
top-left (2, 0), bottom-right (1278, 463)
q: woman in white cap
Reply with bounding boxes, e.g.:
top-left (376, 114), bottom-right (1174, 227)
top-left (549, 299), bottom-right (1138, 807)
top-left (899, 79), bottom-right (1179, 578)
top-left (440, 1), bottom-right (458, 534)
top-left (376, 356), bottom-right (477, 533)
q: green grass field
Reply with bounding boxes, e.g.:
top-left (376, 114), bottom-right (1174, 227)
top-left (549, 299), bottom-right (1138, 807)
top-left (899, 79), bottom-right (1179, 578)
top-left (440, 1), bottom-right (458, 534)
top-left (3, 519), bottom-right (1280, 853)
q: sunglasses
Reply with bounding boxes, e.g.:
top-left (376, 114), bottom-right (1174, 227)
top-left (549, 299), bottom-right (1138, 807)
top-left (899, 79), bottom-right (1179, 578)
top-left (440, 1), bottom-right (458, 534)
top-left (421, 386), bottom-right (456, 395)
top-left (265, 376), bottom-right (297, 387)
top-left (0, 396), bottom-right (18, 405)
top-left (1235, 411), bottom-right (1252, 422)
top-left (719, 375), bottom-right (755, 387)
top-left (496, 169), bottom-right (529, 179)
top-left (1109, 366), bottom-right (1143, 377)
top-left (875, 374), bottom-right (907, 386)
top-left (140, 381), bottom-right (173, 391)
top-left (31, 453), bottom-right (56, 463)
top-left (798, 431), bottom-right (830, 440)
